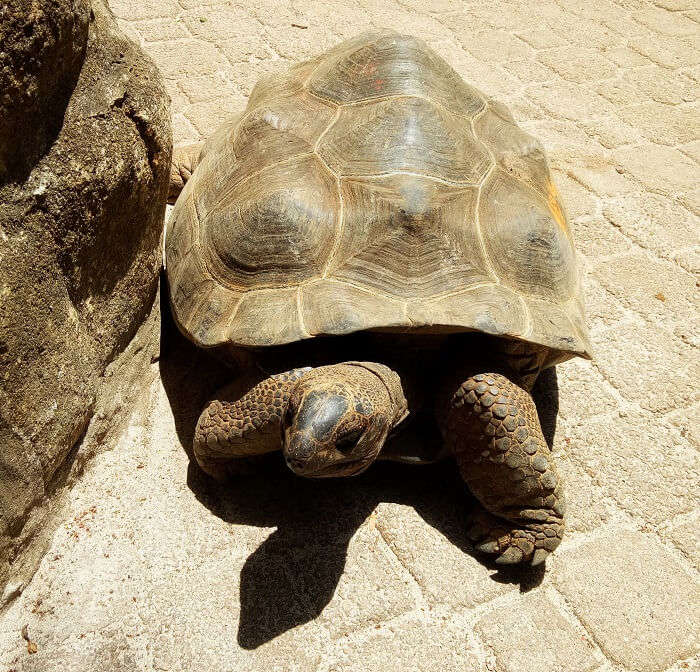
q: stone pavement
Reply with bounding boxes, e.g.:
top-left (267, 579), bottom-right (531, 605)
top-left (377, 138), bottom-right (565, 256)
top-left (1, 0), bottom-right (698, 670)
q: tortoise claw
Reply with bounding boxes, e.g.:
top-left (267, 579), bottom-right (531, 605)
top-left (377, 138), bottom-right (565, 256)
top-left (495, 546), bottom-right (524, 564)
top-left (531, 548), bottom-right (549, 566)
top-left (476, 540), bottom-right (499, 554)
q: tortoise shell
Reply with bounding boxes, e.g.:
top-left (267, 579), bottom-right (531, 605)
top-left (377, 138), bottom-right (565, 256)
top-left (166, 32), bottom-right (591, 361)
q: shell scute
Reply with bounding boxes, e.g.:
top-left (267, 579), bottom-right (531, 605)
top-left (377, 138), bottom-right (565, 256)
top-left (317, 96), bottom-right (491, 184)
top-left (329, 174), bottom-right (490, 298)
top-left (204, 154), bottom-right (340, 290)
top-left (479, 168), bottom-right (578, 304)
top-left (309, 32), bottom-right (486, 119)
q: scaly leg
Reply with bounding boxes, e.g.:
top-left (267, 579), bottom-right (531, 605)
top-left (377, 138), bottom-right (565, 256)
top-left (441, 372), bottom-right (565, 565)
top-left (168, 142), bottom-right (205, 203)
top-left (194, 368), bottom-right (310, 480)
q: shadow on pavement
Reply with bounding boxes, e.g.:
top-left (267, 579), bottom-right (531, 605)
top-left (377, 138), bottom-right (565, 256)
top-left (159, 285), bottom-right (558, 649)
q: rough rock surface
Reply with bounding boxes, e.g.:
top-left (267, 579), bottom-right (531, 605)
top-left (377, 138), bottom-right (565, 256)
top-left (0, 0), bottom-right (171, 599)
top-left (0, 0), bottom-right (90, 181)
top-left (1, 0), bottom-right (698, 670)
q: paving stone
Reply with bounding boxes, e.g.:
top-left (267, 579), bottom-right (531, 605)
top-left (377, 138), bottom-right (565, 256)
top-left (563, 409), bottom-right (699, 525)
top-left (360, 1), bottom-right (448, 43)
top-left (527, 80), bottom-right (616, 122)
top-left (565, 0), bottom-right (635, 26)
top-left (475, 589), bottom-right (602, 672)
top-left (670, 246), bottom-right (700, 275)
top-left (581, 275), bottom-right (630, 330)
top-left (680, 140), bottom-right (700, 164)
top-left (629, 34), bottom-right (700, 69)
top-left (579, 115), bottom-right (644, 149)
top-left (177, 71), bottom-right (241, 103)
top-left (604, 46), bottom-right (653, 67)
top-left (554, 530), bottom-right (700, 672)
top-left (285, 0), bottom-right (375, 41)
top-left (555, 358), bottom-right (620, 423)
top-left (468, 1), bottom-right (542, 31)
top-left (553, 454), bottom-right (617, 534)
top-left (678, 188), bottom-right (700, 216)
top-left (172, 113), bottom-right (200, 145)
top-left (504, 94), bottom-right (551, 123)
top-left (182, 6), bottom-right (270, 60)
top-left (572, 216), bottom-right (637, 259)
top-left (221, 57), bottom-right (291, 97)
top-left (176, 0), bottom-right (229, 8)
top-left (613, 144), bottom-right (698, 193)
top-left (111, 0), bottom-right (179, 20)
top-left (601, 10), bottom-right (647, 39)
top-left (591, 321), bottom-right (698, 414)
top-left (460, 29), bottom-right (533, 63)
top-left (634, 7), bottom-right (699, 36)
top-left (291, 523), bottom-right (417, 639)
top-left (665, 403), bottom-right (700, 451)
top-left (654, 0), bottom-right (697, 9)
top-left (184, 97), bottom-right (246, 135)
top-left (146, 38), bottom-right (231, 79)
top-left (592, 253), bottom-right (698, 337)
top-left (375, 502), bottom-right (514, 609)
top-left (537, 46), bottom-right (618, 83)
top-left (396, 0), bottom-right (456, 13)
top-left (506, 59), bottom-right (557, 84)
top-left (132, 17), bottom-right (190, 42)
top-left (551, 169), bottom-right (599, 221)
top-left (618, 102), bottom-right (700, 147)
top-left (430, 44), bottom-right (522, 99)
top-left (515, 28), bottom-right (568, 50)
top-left (327, 613), bottom-right (485, 672)
top-left (434, 11), bottom-right (489, 36)
top-left (624, 67), bottom-right (699, 105)
top-left (553, 15), bottom-right (621, 49)
top-left (658, 511), bottom-right (700, 571)
top-left (168, 84), bottom-right (191, 110)
top-left (569, 162), bottom-right (638, 197)
top-left (596, 77), bottom-right (646, 107)
top-left (602, 192), bottom-right (700, 269)
top-left (521, 119), bottom-right (596, 160)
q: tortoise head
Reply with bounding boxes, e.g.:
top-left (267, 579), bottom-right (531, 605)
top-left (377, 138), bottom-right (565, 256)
top-left (282, 363), bottom-right (407, 478)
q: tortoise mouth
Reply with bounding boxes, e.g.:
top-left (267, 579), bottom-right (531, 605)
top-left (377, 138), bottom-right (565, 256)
top-left (286, 455), bottom-right (371, 479)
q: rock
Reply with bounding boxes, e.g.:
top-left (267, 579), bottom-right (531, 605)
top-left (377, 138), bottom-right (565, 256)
top-left (0, 0), bottom-right (90, 182)
top-left (0, 0), bottom-right (171, 599)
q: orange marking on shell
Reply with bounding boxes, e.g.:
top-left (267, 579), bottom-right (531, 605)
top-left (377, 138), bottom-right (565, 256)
top-left (546, 179), bottom-right (569, 234)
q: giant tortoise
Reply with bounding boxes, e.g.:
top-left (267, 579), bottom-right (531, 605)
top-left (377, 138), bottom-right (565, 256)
top-left (166, 32), bottom-right (591, 565)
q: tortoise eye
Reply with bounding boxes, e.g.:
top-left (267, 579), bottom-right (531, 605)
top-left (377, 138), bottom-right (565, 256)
top-left (336, 428), bottom-right (363, 454)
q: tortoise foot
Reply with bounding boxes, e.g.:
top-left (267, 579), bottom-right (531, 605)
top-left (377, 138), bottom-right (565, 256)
top-left (467, 508), bottom-right (563, 565)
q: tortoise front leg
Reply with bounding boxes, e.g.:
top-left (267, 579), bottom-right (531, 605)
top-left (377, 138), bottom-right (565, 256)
top-left (440, 372), bottom-right (565, 565)
top-left (168, 141), bottom-right (205, 203)
top-left (194, 367), bottom-right (311, 480)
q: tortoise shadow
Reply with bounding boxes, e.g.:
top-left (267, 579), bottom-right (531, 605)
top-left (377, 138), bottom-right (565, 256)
top-left (159, 285), bottom-right (559, 649)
